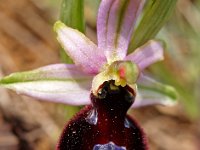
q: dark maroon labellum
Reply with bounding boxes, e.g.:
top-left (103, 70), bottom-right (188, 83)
top-left (57, 81), bottom-right (148, 150)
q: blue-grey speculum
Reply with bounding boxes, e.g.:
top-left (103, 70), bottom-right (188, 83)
top-left (93, 142), bottom-right (126, 150)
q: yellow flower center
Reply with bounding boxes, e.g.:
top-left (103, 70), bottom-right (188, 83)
top-left (92, 60), bottom-right (140, 95)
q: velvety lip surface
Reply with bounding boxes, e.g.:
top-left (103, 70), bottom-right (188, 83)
top-left (57, 81), bottom-right (148, 150)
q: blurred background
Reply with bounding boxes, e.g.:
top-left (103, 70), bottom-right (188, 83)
top-left (0, 0), bottom-right (199, 149)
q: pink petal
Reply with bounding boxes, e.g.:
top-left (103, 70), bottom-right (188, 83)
top-left (126, 40), bottom-right (164, 70)
top-left (12, 81), bottom-right (92, 106)
top-left (97, 0), bottom-right (145, 60)
top-left (132, 74), bottom-right (177, 108)
top-left (54, 21), bottom-right (106, 75)
top-left (1, 64), bottom-right (93, 105)
top-left (35, 63), bottom-right (93, 79)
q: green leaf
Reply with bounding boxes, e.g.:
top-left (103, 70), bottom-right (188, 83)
top-left (128, 0), bottom-right (177, 53)
top-left (59, 0), bottom-right (85, 63)
top-left (60, 0), bottom-right (85, 33)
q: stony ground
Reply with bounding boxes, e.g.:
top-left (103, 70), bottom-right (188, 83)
top-left (0, 0), bottom-right (199, 149)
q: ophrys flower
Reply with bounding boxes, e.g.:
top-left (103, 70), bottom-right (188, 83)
top-left (0, 1), bottom-right (178, 149)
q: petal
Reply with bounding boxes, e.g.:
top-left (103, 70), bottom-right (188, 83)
top-left (126, 40), bottom-right (164, 70)
top-left (132, 75), bottom-right (178, 108)
top-left (54, 21), bottom-right (106, 74)
top-left (0, 64), bottom-right (93, 105)
top-left (97, 0), bottom-right (145, 60)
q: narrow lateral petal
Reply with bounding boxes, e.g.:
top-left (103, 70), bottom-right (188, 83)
top-left (126, 40), bottom-right (164, 70)
top-left (132, 75), bottom-right (178, 108)
top-left (0, 64), bottom-right (93, 105)
top-left (54, 21), bottom-right (106, 74)
top-left (97, 0), bottom-right (145, 60)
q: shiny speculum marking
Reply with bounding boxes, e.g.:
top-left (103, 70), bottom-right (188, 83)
top-left (93, 142), bottom-right (126, 150)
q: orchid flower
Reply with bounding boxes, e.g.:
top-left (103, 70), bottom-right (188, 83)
top-left (0, 0), bottom-right (178, 149)
top-left (0, 0), bottom-right (177, 108)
